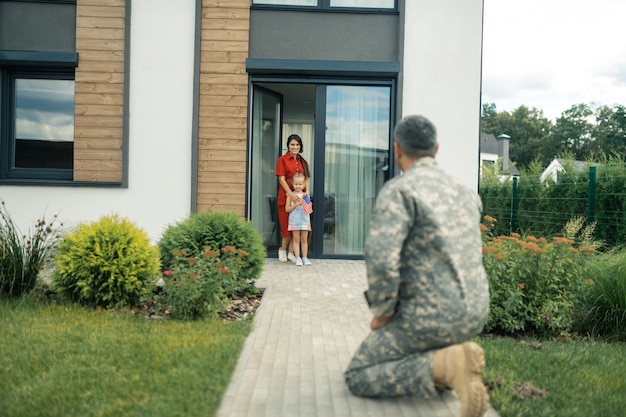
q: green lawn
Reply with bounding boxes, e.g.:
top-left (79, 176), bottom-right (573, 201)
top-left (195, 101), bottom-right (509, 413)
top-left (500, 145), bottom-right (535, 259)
top-left (0, 298), bottom-right (252, 417)
top-left (480, 335), bottom-right (626, 417)
top-left (2, 298), bottom-right (625, 417)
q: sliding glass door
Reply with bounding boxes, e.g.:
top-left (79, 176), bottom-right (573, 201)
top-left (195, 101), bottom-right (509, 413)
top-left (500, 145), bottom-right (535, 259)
top-left (250, 81), bottom-right (392, 258)
top-left (322, 85), bottom-right (390, 255)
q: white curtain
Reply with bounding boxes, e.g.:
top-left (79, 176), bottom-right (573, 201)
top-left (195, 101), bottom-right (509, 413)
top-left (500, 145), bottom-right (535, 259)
top-left (324, 85), bottom-right (390, 254)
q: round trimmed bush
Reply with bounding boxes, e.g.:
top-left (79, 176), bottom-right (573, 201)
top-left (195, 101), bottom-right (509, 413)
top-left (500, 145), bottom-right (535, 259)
top-left (52, 214), bottom-right (161, 309)
top-left (158, 211), bottom-right (266, 287)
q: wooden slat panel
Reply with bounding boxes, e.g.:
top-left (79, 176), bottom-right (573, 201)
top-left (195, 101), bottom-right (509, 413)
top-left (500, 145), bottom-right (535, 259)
top-left (77, 28), bottom-right (125, 40)
top-left (74, 127), bottom-right (123, 139)
top-left (201, 8), bottom-right (250, 20)
top-left (74, 138), bottom-right (123, 149)
top-left (199, 105), bottom-right (246, 118)
top-left (198, 149), bottom-right (246, 162)
top-left (199, 73), bottom-right (248, 85)
top-left (73, 170), bottom-right (123, 182)
top-left (75, 39), bottom-right (125, 51)
top-left (76, 50), bottom-right (124, 62)
top-left (201, 51), bottom-right (248, 63)
top-left (79, 0), bottom-right (125, 7)
top-left (201, 29), bottom-right (249, 42)
top-left (199, 171), bottom-right (246, 183)
top-left (198, 138), bottom-right (246, 150)
top-left (74, 160), bottom-right (122, 170)
top-left (201, 40), bottom-right (249, 52)
top-left (199, 62), bottom-right (246, 74)
top-left (74, 0), bottom-right (126, 184)
top-left (197, 204), bottom-right (245, 216)
top-left (75, 72), bottom-right (124, 83)
top-left (197, 0), bottom-right (251, 213)
top-left (199, 83), bottom-right (247, 95)
top-left (75, 60), bottom-right (124, 73)
top-left (198, 160), bottom-right (247, 173)
top-left (204, 0), bottom-right (251, 8)
top-left (77, 16), bottom-right (126, 29)
top-left (200, 94), bottom-right (248, 107)
top-left (74, 115), bottom-right (122, 127)
top-left (77, 6), bottom-right (125, 18)
top-left (75, 82), bottom-right (123, 94)
top-left (203, 18), bottom-right (250, 30)
top-left (75, 93), bottom-right (123, 106)
top-left (198, 128), bottom-right (247, 140)
top-left (197, 194), bottom-right (246, 206)
top-left (197, 182), bottom-right (245, 195)
top-left (75, 104), bottom-right (124, 117)
top-left (74, 149), bottom-right (123, 160)
top-left (198, 116), bottom-right (246, 129)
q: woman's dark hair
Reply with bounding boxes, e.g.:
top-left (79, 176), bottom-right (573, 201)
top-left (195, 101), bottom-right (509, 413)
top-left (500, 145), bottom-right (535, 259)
top-left (286, 134), bottom-right (310, 177)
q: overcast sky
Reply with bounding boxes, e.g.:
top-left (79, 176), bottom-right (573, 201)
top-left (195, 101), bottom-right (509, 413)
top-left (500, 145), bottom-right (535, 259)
top-left (481, 0), bottom-right (626, 122)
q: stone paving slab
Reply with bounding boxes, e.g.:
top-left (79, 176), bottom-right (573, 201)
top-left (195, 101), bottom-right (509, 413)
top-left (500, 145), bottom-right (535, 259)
top-left (217, 259), bottom-right (499, 417)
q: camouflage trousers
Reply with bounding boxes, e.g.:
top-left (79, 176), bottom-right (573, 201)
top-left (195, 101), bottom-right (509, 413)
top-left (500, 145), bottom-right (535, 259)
top-left (343, 311), bottom-right (485, 398)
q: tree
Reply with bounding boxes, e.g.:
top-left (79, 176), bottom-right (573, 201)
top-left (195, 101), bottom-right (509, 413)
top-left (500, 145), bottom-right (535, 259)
top-left (481, 103), bottom-right (552, 168)
top-left (551, 103), bottom-right (594, 160)
top-left (593, 104), bottom-right (626, 156)
top-left (481, 102), bottom-right (626, 169)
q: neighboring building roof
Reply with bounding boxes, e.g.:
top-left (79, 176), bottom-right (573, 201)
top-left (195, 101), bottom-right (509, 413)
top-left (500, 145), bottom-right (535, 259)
top-left (540, 158), bottom-right (589, 183)
top-left (479, 133), bottom-right (520, 176)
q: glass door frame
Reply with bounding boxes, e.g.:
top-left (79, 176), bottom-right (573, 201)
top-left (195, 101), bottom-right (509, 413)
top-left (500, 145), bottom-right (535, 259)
top-left (248, 76), bottom-right (397, 259)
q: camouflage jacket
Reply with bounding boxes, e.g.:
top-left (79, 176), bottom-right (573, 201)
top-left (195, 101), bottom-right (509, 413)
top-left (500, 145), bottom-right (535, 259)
top-left (365, 157), bottom-right (489, 325)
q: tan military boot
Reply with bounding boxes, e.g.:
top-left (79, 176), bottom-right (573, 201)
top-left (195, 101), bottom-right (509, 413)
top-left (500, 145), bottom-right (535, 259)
top-left (432, 342), bottom-right (489, 417)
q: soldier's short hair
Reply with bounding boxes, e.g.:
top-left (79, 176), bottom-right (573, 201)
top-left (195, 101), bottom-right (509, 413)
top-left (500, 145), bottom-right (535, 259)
top-left (394, 115), bottom-right (437, 157)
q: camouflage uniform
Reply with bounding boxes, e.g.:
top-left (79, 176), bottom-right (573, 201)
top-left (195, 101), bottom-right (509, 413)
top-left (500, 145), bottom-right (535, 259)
top-left (344, 157), bottom-right (490, 398)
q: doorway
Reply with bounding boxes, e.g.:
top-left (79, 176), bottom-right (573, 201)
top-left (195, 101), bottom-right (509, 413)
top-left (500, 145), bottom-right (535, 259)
top-left (249, 81), bottom-right (392, 258)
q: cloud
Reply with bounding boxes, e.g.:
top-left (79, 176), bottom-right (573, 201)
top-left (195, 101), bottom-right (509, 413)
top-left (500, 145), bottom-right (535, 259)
top-left (15, 79), bottom-right (74, 141)
top-left (482, 0), bottom-right (626, 120)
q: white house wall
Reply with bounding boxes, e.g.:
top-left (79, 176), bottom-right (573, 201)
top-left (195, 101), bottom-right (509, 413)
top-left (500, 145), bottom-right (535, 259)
top-left (0, 0), bottom-right (195, 242)
top-left (402, 0), bottom-right (483, 192)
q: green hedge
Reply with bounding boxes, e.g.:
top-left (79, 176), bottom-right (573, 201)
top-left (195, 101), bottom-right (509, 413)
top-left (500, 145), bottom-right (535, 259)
top-left (480, 161), bottom-right (626, 248)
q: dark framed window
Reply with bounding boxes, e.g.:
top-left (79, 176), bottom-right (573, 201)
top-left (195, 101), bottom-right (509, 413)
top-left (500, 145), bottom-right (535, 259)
top-left (251, 0), bottom-right (396, 12)
top-left (1, 66), bottom-right (75, 182)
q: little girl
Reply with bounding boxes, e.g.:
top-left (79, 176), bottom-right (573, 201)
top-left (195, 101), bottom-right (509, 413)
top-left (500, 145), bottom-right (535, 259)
top-left (285, 172), bottom-right (312, 266)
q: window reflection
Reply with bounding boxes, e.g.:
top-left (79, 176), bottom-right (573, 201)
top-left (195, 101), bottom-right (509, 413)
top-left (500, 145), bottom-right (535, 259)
top-left (252, 0), bottom-right (394, 7)
top-left (330, 0), bottom-right (394, 8)
top-left (14, 78), bottom-right (75, 169)
top-left (253, 0), bottom-right (317, 6)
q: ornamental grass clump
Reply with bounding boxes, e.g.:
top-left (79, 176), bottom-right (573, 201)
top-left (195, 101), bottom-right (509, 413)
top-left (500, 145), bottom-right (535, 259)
top-left (481, 215), bottom-right (596, 337)
top-left (574, 248), bottom-right (626, 341)
top-left (52, 214), bottom-right (161, 309)
top-left (159, 245), bottom-right (248, 321)
top-left (158, 211), bottom-right (266, 296)
top-left (0, 200), bottom-right (62, 297)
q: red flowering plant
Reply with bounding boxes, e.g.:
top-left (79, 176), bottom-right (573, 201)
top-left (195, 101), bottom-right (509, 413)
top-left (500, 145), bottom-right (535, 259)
top-left (481, 215), bottom-right (596, 337)
top-left (159, 246), bottom-right (248, 321)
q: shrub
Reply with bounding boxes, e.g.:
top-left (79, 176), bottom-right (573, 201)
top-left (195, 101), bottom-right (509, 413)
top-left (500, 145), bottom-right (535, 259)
top-left (158, 211), bottom-right (266, 295)
top-left (574, 249), bottom-right (626, 341)
top-left (0, 201), bottom-right (61, 297)
top-left (482, 216), bottom-right (595, 336)
top-left (159, 245), bottom-right (248, 320)
top-left (52, 214), bottom-right (160, 309)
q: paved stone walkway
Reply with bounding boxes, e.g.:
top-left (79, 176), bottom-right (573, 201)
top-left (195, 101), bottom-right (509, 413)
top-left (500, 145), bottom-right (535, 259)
top-left (217, 259), bottom-right (500, 417)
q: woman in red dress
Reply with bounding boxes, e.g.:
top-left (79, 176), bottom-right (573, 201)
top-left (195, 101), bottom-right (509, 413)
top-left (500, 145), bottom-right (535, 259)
top-left (275, 134), bottom-right (311, 262)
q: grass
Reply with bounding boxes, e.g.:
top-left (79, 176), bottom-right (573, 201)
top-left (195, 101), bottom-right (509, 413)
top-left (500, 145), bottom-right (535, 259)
top-left (3, 296), bottom-right (625, 417)
top-left (480, 335), bottom-right (626, 417)
top-left (0, 297), bottom-right (252, 417)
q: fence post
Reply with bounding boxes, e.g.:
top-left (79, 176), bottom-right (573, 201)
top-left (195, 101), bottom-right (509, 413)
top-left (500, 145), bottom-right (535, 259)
top-left (510, 176), bottom-right (518, 234)
top-left (587, 166), bottom-right (596, 224)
